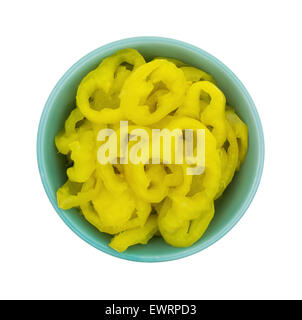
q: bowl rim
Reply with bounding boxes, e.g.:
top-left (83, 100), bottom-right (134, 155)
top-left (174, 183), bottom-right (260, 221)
top-left (37, 36), bottom-right (265, 262)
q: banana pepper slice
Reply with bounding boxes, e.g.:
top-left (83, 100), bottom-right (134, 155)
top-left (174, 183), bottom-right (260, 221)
top-left (67, 127), bottom-right (96, 182)
top-left (124, 163), bottom-right (169, 203)
top-left (81, 190), bottom-right (151, 235)
top-left (178, 81), bottom-right (227, 147)
top-left (76, 49), bottom-right (145, 124)
top-left (120, 59), bottom-right (186, 125)
top-left (153, 57), bottom-right (186, 67)
top-left (96, 162), bottom-right (127, 194)
top-left (57, 173), bottom-right (101, 210)
top-left (88, 65), bottom-right (131, 111)
top-left (80, 161), bottom-right (151, 236)
top-left (158, 117), bottom-right (221, 233)
top-left (109, 215), bottom-right (158, 252)
top-left (215, 121), bottom-right (239, 199)
top-left (55, 108), bottom-right (84, 155)
top-left (180, 66), bottom-right (216, 84)
top-left (158, 198), bottom-right (214, 247)
top-left (226, 108), bottom-right (248, 169)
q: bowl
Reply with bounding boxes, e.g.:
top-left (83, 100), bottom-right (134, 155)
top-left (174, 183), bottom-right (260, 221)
top-left (37, 36), bottom-right (265, 262)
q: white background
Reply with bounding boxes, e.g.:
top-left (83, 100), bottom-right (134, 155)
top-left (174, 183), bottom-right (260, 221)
top-left (0, 0), bottom-right (301, 300)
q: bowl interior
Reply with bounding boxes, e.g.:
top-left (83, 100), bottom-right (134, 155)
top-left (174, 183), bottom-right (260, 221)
top-left (38, 38), bottom-right (264, 262)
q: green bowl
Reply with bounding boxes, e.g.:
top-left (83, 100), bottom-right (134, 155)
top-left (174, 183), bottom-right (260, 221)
top-left (37, 37), bottom-right (264, 262)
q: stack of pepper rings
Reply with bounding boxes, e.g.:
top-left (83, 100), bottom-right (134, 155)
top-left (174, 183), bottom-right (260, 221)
top-left (55, 49), bottom-right (248, 252)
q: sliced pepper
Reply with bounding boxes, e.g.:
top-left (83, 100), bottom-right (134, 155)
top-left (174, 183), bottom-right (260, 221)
top-left (109, 215), bottom-right (158, 252)
top-left (215, 121), bottom-right (239, 199)
top-left (55, 108), bottom-right (85, 155)
top-left (158, 198), bottom-right (214, 247)
top-left (180, 66), bottom-right (216, 84)
top-left (67, 128), bottom-right (96, 182)
top-left (158, 117), bottom-right (221, 232)
top-left (76, 48), bottom-right (145, 124)
top-left (57, 173), bottom-right (101, 210)
top-left (178, 81), bottom-right (227, 147)
top-left (226, 108), bottom-right (248, 169)
top-left (120, 59), bottom-right (186, 125)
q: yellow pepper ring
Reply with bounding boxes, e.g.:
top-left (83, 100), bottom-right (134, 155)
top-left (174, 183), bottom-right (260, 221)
top-left (76, 48), bottom-right (145, 124)
top-left (158, 198), bottom-right (214, 247)
top-left (226, 109), bottom-right (248, 169)
top-left (215, 121), bottom-right (239, 199)
top-left (92, 184), bottom-right (136, 228)
top-left (55, 108), bottom-right (84, 155)
top-left (180, 66), bottom-right (216, 84)
top-left (67, 128), bottom-right (96, 183)
top-left (124, 163), bottom-right (169, 203)
top-left (157, 117), bottom-right (221, 232)
top-left (109, 214), bottom-right (158, 253)
top-left (153, 57), bottom-right (186, 67)
top-left (179, 80), bottom-right (227, 147)
top-left (80, 159), bottom-right (152, 236)
top-left (89, 66), bottom-right (131, 111)
top-left (96, 162), bottom-right (127, 195)
top-left (166, 117), bottom-right (221, 200)
top-left (115, 125), bottom-right (188, 203)
top-left (120, 59), bottom-right (186, 125)
top-left (57, 174), bottom-right (101, 210)
top-left (80, 201), bottom-right (135, 235)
